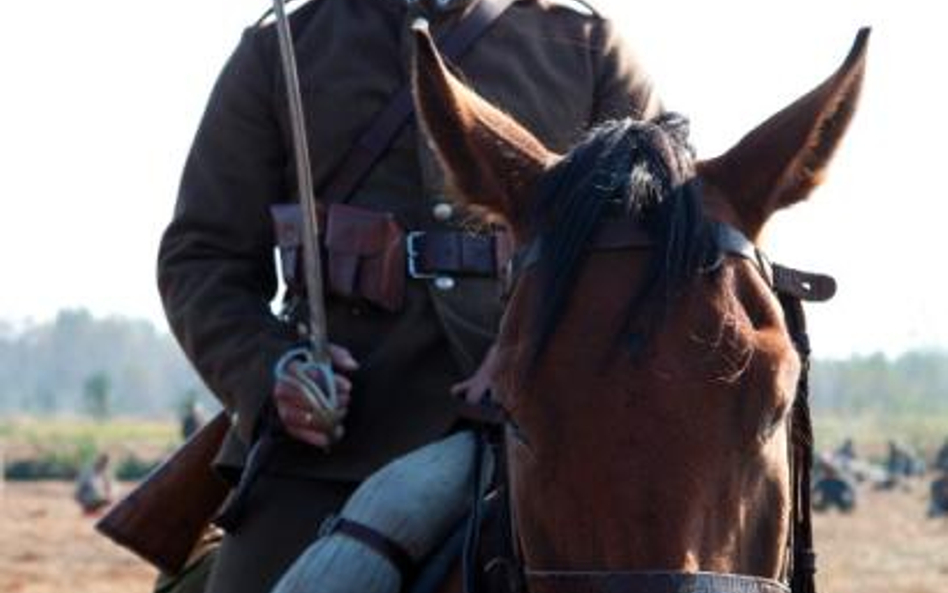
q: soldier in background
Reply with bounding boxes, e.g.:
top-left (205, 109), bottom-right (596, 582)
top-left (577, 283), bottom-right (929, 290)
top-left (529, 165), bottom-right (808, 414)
top-left (834, 437), bottom-right (857, 462)
top-left (74, 453), bottom-right (114, 515)
top-left (181, 400), bottom-right (206, 441)
top-left (929, 470), bottom-right (948, 518)
top-left (886, 440), bottom-right (924, 479)
top-left (934, 438), bottom-right (948, 473)
top-left (812, 454), bottom-right (857, 513)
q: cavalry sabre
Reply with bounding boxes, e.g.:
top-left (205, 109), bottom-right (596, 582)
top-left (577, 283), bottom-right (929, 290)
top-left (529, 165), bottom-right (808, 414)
top-left (271, 0), bottom-right (343, 435)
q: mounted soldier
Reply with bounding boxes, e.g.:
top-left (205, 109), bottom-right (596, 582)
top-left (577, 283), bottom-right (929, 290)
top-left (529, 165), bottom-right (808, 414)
top-left (154, 0), bottom-right (662, 591)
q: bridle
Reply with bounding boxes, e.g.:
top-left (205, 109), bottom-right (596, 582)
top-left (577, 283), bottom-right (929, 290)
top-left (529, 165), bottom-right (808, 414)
top-left (472, 214), bottom-right (833, 593)
top-left (470, 149), bottom-right (836, 593)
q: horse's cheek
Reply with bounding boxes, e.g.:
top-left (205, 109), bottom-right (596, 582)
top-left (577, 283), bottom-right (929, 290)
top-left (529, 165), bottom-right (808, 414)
top-left (750, 333), bottom-right (801, 443)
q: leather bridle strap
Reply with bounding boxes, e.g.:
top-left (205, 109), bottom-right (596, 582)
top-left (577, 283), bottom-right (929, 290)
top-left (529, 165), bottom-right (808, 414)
top-left (710, 222), bottom-right (836, 303)
top-left (525, 570), bottom-right (791, 593)
top-left (509, 219), bottom-right (652, 276)
top-left (504, 219), bottom-right (652, 297)
top-left (778, 293), bottom-right (819, 593)
top-left (506, 219), bottom-right (836, 303)
top-left (712, 221), bottom-right (824, 593)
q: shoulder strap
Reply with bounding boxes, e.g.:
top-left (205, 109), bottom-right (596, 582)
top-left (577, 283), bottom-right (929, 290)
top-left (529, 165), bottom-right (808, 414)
top-left (321, 0), bottom-right (518, 204)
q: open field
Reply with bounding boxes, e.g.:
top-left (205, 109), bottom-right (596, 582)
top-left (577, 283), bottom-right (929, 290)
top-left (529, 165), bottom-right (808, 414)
top-left (813, 413), bottom-right (948, 461)
top-left (5, 413), bottom-right (946, 474)
top-left (2, 479), bottom-right (947, 593)
top-left (0, 417), bottom-right (180, 462)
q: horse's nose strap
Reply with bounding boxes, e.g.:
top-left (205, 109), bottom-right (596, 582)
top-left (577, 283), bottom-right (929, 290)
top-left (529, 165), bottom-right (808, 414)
top-left (524, 570), bottom-right (791, 593)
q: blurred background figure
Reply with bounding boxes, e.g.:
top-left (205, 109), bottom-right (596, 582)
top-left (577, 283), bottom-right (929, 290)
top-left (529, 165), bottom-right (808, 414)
top-left (73, 452), bottom-right (114, 515)
top-left (880, 440), bottom-right (925, 490)
top-left (934, 437), bottom-right (948, 473)
top-left (813, 454), bottom-right (857, 513)
top-left (834, 437), bottom-right (858, 463)
top-left (180, 400), bottom-right (206, 441)
top-left (827, 437), bottom-right (883, 485)
top-left (929, 470), bottom-right (948, 518)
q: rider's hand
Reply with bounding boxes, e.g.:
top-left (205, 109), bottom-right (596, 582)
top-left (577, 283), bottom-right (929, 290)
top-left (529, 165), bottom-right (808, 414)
top-left (273, 343), bottom-right (359, 448)
top-left (450, 344), bottom-right (498, 405)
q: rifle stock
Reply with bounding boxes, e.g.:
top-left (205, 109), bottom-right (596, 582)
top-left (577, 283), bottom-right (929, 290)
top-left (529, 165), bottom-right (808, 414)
top-left (95, 411), bottom-right (231, 574)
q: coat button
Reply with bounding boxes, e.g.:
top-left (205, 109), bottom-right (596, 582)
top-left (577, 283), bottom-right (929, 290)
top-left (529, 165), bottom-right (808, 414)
top-left (411, 17), bottom-right (430, 33)
top-left (432, 202), bottom-right (454, 222)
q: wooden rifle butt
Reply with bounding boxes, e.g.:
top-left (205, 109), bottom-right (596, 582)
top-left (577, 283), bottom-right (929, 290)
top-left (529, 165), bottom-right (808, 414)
top-left (95, 410), bottom-right (231, 574)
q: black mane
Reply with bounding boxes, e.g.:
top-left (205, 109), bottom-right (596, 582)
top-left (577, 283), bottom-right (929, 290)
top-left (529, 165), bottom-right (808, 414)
top-left (526, 114), bottom-right (719, 368)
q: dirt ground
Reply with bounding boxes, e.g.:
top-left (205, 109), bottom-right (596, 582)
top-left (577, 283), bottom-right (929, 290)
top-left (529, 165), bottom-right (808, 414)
top-left (1, 480), bottom-right (946, 593)
top-left (813, 480), bottom-right (948, 593)
top-left (0, 482), bottom-right (156, 593)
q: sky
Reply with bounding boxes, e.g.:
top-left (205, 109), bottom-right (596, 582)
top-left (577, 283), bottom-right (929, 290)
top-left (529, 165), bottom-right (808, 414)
top-left (0, 0), bottom-right (944, 359)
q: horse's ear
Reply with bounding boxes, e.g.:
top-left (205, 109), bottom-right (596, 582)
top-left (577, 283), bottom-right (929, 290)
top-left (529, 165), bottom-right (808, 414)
top-left (410, 21), bottom-right (557, 227)
top-left (698, 28), bottom-right (870, 239)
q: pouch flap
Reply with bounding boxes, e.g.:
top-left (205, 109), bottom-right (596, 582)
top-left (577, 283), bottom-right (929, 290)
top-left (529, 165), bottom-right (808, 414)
top-left (325, 203), bottom-right (401, 255)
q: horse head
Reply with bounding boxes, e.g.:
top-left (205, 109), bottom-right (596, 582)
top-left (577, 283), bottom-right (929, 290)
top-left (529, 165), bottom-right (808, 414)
top-left (412, 24), bottom-right (868, 590)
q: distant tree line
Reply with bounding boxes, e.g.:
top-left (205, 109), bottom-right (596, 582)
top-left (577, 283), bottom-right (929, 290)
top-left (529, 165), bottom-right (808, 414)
top-left (0, 309), bottom-right (946, 419)
top-left (0, 309), bottom-right (214, 418)
top-left (811, 351), bottom-right (948, 416)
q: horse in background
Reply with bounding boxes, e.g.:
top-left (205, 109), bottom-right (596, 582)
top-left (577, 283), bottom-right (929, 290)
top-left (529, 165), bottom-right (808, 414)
top-left (412, 23), bottom-right (868, 593)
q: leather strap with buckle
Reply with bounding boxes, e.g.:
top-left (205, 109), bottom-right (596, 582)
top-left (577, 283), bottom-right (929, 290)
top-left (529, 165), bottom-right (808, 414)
top-left (407, 230), bottom-right (509, 279)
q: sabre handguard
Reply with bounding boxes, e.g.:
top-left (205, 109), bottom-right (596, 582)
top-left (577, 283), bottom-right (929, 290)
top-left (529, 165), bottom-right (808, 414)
top-left (274, 347), bottom-right (345, 440)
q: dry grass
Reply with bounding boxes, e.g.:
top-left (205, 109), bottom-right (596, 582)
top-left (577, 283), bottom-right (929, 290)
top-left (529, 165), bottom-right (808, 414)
top-left (0, 479), bottom-right (946, 593)
top-left (0, 416), bottom-right (179, 461)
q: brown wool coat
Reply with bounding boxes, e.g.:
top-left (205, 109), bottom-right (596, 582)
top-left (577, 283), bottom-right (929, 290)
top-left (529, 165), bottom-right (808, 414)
top-left (157, 0), bottom-right (661, 482)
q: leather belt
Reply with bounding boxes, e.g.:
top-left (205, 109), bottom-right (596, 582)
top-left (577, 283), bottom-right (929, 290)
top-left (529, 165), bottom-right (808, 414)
top-left (407, 230), bottom-right (509, 279)
top-left (271, 203), bottom-right (510, 284)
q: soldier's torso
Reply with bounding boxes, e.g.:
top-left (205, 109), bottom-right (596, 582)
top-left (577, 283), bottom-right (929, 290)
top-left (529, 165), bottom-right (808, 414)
top-left (251, 0), bottom-right (617, 480)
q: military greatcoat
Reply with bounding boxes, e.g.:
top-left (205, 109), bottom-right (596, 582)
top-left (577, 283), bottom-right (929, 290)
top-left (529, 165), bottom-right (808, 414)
top-left (158, 0), bottom-right (660, 485)
top-left (158, 0), bottom-right (662, 590)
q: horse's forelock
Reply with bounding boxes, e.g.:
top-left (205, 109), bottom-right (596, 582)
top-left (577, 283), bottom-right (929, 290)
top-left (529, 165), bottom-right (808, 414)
top-left (524, 114), bottom-right (717, 371)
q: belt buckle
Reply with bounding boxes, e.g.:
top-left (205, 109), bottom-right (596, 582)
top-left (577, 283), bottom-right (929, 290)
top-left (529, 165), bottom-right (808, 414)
top-left (406, 231), bottom-right (436, 279)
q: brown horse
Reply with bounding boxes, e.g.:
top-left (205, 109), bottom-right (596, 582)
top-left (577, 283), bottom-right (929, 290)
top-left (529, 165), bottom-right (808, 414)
top-left (412, 24), bottom-right (868, 593)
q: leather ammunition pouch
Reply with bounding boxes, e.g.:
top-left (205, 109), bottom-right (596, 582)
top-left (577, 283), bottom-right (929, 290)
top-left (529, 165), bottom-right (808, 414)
top-left (325, 203), bottom-right (406, 312)
top-left (271, 203), bottom-right (405, 312)
top-left (270, 202), bottom-right (510, 313)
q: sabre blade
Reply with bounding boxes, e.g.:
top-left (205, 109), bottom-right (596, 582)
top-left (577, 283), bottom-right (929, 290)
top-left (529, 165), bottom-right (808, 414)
top-left (272, 0), bottom-right (330, 365)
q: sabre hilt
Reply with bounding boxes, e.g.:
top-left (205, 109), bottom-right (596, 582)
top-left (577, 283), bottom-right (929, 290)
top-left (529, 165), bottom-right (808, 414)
top-left (274, 347), bottom-right (345, 439)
